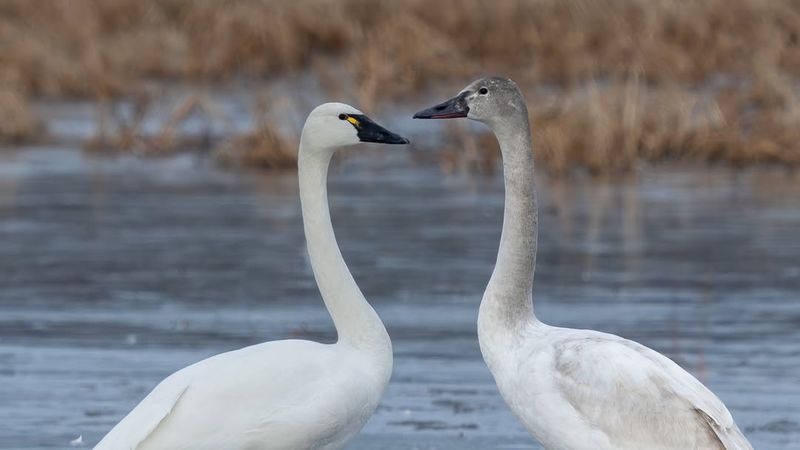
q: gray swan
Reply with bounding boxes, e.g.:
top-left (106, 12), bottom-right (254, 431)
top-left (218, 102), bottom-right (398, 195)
top-left (414, 77), bottom-right (752, 450)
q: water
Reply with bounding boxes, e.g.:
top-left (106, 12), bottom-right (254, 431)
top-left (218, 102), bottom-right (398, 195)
top-left (0, 147), bottom-right (798, 449)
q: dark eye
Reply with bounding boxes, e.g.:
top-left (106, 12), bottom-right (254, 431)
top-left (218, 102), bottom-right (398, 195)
top-left (478, 87), bottom-right (489, 95)
top-left (338, 113), bottom-right (347, 120)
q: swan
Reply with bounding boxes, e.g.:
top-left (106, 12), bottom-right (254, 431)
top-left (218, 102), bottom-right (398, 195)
top-left (413, 77), bottom-right (753, 450)
top-left (95, 103), bottom-right (408, 450)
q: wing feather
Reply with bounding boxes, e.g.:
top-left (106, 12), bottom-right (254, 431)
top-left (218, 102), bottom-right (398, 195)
top-left (626, 340), bottom-right (753, 450)
top-left (94, 379), bottom-right (191, 450)
top-left (550, 332), bottom-right (752, 449)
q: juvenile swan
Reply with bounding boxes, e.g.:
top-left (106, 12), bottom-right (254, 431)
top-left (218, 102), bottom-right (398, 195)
top-left (95, 103), bottom-right (408, 450)
top-left (414, 78), bottom-right (752, 450)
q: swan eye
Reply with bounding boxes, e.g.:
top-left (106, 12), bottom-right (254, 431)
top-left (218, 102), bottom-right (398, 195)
top-left (338, 113), bottom-right (347, 120)
top-left (479, 87), bottom-right (489, 95)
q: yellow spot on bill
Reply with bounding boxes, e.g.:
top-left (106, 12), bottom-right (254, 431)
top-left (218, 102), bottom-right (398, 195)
top-left (346, 116), bottom-right (360, 127)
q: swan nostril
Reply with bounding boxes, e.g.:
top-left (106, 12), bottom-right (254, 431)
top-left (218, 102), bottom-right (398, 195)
top-left (434, 105), bottom-right (447, 111)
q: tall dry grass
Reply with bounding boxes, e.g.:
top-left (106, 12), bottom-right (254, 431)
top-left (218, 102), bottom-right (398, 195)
top-left (6, 0), bottom-right (797, 95)
top-left (531, 76), bottom-right (800, 174)
top-left (214, 95), bottom-right (300, 170)
top-left (84, 92), bottom-right (227, 154)
top-left (0, 86), bottom-right (38, 142)
top-left (1, 0), bottom-right (798, 170)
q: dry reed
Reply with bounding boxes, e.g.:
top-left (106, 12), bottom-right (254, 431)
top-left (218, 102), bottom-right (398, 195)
top-left (85, 91), bottom-right (226, 154)
top-left (0, 86), bottom-right (38, 142)
top-left (1, 0), bottom-right (798, 170)
top-left (3, 0), bottom-right (798, 96)
top-left (213, 95), bottom-right (300, 170)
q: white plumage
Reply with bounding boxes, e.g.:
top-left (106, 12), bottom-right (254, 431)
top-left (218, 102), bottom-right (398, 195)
top-left (95, 103), bottom-right (408, 450)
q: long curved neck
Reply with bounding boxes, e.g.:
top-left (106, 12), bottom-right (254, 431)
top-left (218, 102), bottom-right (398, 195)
top-left (481, 113), bottom-right (538, 333)
top-left (297, 142), bottom-right (391, 355)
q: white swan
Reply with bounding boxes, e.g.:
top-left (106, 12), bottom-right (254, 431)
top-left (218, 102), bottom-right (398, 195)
top-left (95, 103), bottom-right (408, 450)
top-left (414, 77), bottom-right (753, 450)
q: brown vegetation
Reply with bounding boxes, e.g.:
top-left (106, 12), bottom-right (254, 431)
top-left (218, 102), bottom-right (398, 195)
top-left (0, 0), bottom-right (799, 171)
top-left (214, 95), bottom-right (300, 170)
top-left (0, 86), bottom-right (38, 142)
top-left (530, 74), bottom-right (800, 173)
top-left (84, 92), bottom-right (225, 155)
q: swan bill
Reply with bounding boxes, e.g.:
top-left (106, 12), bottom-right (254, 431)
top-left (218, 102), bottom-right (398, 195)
top-left (412, 92), bottom-right (470, 119)
top-left (349, 114), bottom-right (409, 144)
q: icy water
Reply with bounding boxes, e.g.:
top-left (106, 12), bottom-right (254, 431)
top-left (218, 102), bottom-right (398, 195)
top-left (0, 148), bottom-right (798, 449)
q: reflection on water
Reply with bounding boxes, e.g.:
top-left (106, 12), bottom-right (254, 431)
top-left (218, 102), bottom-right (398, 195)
top-left (0, 148), bottom-right (798, 449)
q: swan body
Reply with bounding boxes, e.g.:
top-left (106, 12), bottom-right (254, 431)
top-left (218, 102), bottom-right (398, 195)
top-left (414, 78), bottom-right (752, 450)
top-left (96, 103), bottom-right (408, 450)
top-left (483, 324), bottom-right (750, 450)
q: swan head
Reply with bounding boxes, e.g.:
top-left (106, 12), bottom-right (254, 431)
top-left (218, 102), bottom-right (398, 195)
top-left (301, 102), bottom-right (409, 151)
top-left (412, 77), bottom-right (526, 126)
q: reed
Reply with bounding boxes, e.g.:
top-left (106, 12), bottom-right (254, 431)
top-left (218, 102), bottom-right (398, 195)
top-left (0, 86), bottom-right (38, 142)
top-left (213, 95), bottom-right (300, 170)
top-left (1, 0), bottom-right (798, 170)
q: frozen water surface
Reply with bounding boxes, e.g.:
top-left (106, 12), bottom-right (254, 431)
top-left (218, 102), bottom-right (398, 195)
top-left (0, 147), bottom-right (798, 449)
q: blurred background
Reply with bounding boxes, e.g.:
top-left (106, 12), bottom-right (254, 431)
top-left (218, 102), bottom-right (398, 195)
top-left (0, 1), bottom-right (799, 449)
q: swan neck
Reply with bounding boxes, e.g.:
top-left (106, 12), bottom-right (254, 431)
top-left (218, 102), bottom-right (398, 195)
top-left (297, 142), bottom-right (391, 357)
top-left (483, 114), bottom-right (538, 327)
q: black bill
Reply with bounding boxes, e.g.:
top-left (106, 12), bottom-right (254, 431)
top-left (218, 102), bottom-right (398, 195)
top-left (348, 114), bottom-right (409, 144)
top-left (412, 91), bottom-right (470, 119)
